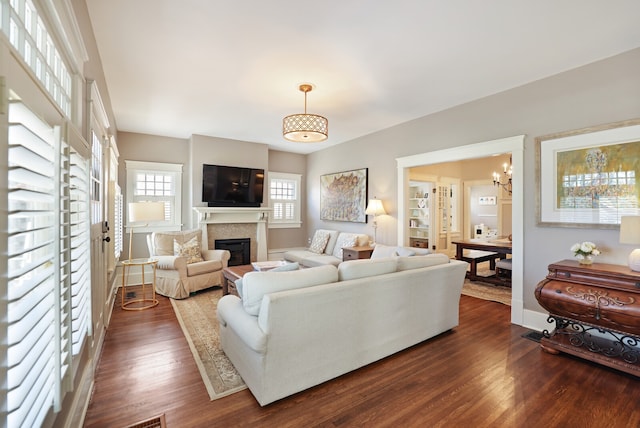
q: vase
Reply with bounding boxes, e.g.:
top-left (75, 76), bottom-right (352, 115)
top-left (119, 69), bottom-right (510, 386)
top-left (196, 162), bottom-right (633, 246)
top-left (578, 255), bottom-right (594, 265)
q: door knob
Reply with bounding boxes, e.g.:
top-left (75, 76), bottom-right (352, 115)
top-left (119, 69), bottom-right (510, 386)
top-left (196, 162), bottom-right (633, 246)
top-left (103, 236), bottom-right (111, 242)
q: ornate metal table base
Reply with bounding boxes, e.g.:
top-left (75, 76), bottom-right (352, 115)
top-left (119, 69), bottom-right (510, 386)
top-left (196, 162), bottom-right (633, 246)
top-left (542, 316), bottom-right (640, 375)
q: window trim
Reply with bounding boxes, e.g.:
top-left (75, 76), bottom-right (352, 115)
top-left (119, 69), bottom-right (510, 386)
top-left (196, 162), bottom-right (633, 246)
top-left (125, 160), bottom-right (182, 233)
top-left (268, 171), bottom-right (302, 229)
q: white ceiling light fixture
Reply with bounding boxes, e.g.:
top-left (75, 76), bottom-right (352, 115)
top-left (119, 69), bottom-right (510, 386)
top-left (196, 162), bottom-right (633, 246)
top-left (283, 84), bottom-right (328, 143)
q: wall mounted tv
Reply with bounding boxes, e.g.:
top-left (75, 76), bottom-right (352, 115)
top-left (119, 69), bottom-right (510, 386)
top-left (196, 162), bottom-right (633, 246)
top-left (202, 164), bottom-right (265, 207)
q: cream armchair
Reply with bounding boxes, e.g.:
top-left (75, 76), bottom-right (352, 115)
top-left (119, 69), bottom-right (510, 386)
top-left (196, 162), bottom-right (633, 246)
top-left (147, 229), bottom-right (230, 299)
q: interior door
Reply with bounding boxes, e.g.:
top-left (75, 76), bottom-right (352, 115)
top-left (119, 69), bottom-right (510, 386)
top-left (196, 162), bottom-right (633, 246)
top-left (431, 179), bottom-right (462, 257)
top-left (88, 82), bottom-right (111, 343)
top-left (89, 127), bottom-right (108, 342)
top-left (433, 183), bottom-right (453, 256)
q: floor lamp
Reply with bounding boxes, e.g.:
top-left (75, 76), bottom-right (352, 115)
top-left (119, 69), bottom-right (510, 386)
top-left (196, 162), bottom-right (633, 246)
top-left (128, 201), bottom-right (165, 260)
top-left (365, 197), bottom-right (386, 245)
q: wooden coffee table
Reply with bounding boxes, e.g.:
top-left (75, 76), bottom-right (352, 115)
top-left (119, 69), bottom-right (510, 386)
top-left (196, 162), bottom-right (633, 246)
top-left (222, 264), bottom-right (254, 295)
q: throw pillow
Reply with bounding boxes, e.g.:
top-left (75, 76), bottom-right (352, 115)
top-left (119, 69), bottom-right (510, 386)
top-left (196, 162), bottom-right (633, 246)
top-left (271, 261), bottom-right (300, 272)
top-left (331, 233), bottom-right (359, 259)
top-left (309, 230), bottom-right (330, 254)
top-left (370, 244), bottom-right (398, 259)
top-left (237, 262), bottom-right (299, 299)
top-left (173, 236), bottom-right (203, 264)
top-left (395, 247), bottom-right (416, 257)
top-left (235, 278), bottom-right (244, 299)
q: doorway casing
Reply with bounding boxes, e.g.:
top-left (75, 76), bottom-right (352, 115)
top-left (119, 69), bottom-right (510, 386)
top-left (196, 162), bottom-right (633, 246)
top-left (396, 135), bottom-right (525, 325)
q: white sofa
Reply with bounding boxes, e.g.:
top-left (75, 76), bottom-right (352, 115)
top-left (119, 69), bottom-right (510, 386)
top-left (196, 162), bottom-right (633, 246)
top-left (283, 229), bottom-right (370, 267)
top-left (217, 254), bottom-right (468, 406)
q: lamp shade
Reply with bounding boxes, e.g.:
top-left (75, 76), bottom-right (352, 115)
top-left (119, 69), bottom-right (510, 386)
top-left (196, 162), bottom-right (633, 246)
top-left (283, 84), bottom-right (328, 143)
top-left (365, 198), bottom-right (386, 216)
top-left (620, 216), bottom-right (640, 244)
top-left (620, 216), bottom-right (640, 272)
top-left (128, 201), bottom-right (165, 223)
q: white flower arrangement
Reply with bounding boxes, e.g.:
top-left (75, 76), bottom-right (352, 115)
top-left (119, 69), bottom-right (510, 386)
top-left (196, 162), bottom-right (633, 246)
top-left (570, 241), bottom-right (600, 260)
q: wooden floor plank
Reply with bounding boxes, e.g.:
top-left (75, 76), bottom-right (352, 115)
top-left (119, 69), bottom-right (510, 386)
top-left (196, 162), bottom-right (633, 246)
top-left (84, 288), bottom-right (639, 428)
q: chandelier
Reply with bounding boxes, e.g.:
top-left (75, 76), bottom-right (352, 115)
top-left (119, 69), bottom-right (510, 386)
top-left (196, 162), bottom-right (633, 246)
top-left (492, 156), bottom-right (512, 195)
top-left (283, 84), bottom-right (328, 142)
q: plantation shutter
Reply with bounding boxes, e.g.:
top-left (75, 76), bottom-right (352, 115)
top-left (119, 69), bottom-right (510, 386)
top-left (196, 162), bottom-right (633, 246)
top-left (69, 136), bottom-right (91, 354)
top-left (7, 100), bottom-right (61, 427)
top-left (268, 173), bottom-right (301, 228)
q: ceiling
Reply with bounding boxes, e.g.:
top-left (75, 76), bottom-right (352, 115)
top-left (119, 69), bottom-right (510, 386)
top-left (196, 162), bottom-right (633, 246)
top-left (85, 1), bottom-right (640, 154)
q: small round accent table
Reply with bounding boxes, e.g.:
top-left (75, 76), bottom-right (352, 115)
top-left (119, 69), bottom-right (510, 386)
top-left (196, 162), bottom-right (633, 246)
top-left (121, 258), bottom-right (159, 310)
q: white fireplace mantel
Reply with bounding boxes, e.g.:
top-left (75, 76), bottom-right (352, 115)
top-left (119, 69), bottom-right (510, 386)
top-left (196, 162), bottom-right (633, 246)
top-left (193, 207), bottom-right (272, 261)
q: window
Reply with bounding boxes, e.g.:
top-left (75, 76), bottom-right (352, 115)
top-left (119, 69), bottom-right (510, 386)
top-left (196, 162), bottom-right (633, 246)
top-left (90, 129), bottom-right (102, 224)
top-left (268, 172), bottom-right (301, 228)
top-left (2, 0), bottom-right (72, 116)
top-left (125, 160), bottom-right (182, 232)
top-left (114, 184), bottom-right (123, 259)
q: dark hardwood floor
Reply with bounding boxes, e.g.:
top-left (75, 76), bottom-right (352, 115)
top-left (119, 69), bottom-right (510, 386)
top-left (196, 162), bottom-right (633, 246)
top-left (84, 287), bottom-right (639, 428)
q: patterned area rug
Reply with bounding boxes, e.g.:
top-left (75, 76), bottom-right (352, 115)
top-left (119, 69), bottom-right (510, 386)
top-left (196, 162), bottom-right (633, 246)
top-left (461, 262), bottom-right (512, 306)
top-left (170, 288), bottom-right (246, 400)
top-left (462, 279), bottom-right (512, 306)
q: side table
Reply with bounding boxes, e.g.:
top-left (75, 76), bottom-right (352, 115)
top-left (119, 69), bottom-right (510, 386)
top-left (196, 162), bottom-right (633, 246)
top-left (121, 258), bottom-right (159, 310)
top-left (342, 246), bottom-right (374, 261)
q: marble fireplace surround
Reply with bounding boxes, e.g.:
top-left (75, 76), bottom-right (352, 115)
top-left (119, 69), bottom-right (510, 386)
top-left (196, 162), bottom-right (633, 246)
top-left (193, 207), bottom-right (271, 262)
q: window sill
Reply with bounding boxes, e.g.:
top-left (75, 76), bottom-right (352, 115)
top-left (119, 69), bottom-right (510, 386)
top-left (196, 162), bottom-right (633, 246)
top-left (268, 222), bottom-right (302, 229)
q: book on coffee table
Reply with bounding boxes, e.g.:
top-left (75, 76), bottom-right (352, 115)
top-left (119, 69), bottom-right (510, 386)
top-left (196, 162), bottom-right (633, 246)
top-left (251, 260), bottom-right (289, 271)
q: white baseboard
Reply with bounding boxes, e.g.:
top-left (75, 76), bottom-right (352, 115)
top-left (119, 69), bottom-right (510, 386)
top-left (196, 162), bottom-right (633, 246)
top-left (522, 308), bottom-right (552, 332)
top-left (64, 361), bottom-right (95, 428)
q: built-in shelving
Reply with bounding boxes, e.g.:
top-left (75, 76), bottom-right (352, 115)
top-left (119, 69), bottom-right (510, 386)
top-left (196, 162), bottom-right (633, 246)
top-left (408, 182), bottom-right (433, 248)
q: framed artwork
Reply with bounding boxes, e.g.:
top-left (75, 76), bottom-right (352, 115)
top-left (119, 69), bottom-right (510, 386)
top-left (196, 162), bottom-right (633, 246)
top-left (536, 118), bottom-right (640, 228)
top-left (479, 196), bottom-right (497, 206)
top-left (320, 168), bottom-right (368, 222)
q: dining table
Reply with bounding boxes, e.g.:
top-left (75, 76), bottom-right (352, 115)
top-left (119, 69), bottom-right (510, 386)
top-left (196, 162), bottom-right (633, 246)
top-left (451, 238), bottom-right (512, 285)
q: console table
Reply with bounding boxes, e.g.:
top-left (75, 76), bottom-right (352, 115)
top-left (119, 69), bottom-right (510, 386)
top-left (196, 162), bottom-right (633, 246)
top-left (535, 259), bottom-right (640, 376)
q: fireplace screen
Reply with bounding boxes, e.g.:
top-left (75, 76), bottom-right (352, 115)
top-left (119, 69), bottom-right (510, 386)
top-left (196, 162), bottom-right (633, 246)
top-left (215, 238), bottom-right (251, 266)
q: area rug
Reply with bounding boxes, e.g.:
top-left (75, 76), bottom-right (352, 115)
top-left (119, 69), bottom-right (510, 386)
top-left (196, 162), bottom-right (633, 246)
top-left (461, 280), bottom-right (512, 306)
top-left (170, 288), bottom-right (246, 400)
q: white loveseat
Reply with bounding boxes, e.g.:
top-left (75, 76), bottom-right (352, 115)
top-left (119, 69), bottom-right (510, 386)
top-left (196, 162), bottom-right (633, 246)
top-left (217, 254), bottom-right (468, 406)
top-left (283, 229), bottom-right (370, 267)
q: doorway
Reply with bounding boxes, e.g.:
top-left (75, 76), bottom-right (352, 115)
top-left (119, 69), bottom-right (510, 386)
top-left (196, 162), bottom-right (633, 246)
top-left (396, 135), bottom-right (525, 325)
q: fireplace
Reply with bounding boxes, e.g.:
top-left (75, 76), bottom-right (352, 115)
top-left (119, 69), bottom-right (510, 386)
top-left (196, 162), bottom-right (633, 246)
top-left (216, 238), bottom-right (251, 266)
top-left (193, 207), bottom-right (271, 262)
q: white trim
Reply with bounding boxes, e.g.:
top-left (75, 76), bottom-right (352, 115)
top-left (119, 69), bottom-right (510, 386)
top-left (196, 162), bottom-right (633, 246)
top-left (125, 159), bottom-right (183, 172)
top-left (125, 160), bottom-right (183, 232)
top-left (89, 79), bottom-right (110, 133)
top-left (37, 0), bottom-right (89, 73)
top-left (396, 135), bottom-right (526, 325)
top-left (523, 308), bottom-right (552, 332)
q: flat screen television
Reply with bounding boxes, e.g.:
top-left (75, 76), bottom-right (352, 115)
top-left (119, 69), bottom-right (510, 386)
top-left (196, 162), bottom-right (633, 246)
top-left (202, 164), bottom-right (264, 207)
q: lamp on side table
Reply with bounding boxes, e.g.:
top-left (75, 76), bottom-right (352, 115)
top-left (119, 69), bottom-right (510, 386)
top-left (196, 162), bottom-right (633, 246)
top-left (620, 215), bottom-right (640, 271)
top-left (365, 197), bottom-right (386, 244)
